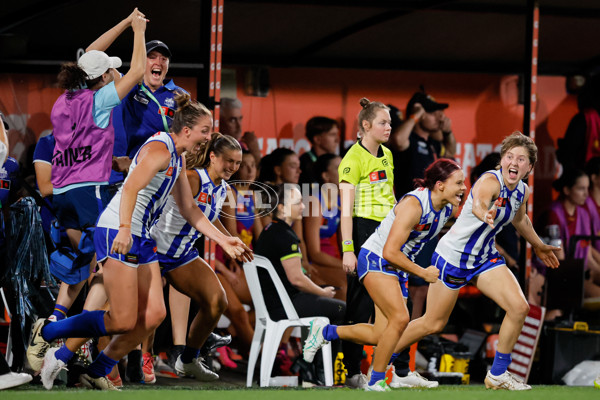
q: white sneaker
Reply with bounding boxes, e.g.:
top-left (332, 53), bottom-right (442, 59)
top-left (388, 366), bottom-right (439, 388)
top-left (346, 373), bottom-right (368, 389)
top-left (484, 370), bottom-right (531, 390)
top-left (79, 373), bottom-right (121, 391)
top-left (0, 372), bottom-right (32, 390)
top-left (365, 379), bottom-right (391, 392)
top-left (303, 318), bottom-right (329, 363)
top-left (175, 355), bottom-right (219, 381)
top-left (41, 348), bottom-right (67, 390)
top-left (27, 318), bottom-right (51, 372)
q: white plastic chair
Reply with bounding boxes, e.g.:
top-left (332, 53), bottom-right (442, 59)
top-left (244, 255), bottom-right (334, 387)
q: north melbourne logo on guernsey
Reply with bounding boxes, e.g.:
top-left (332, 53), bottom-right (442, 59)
top-left (164, 97), bottom-right (175, 108)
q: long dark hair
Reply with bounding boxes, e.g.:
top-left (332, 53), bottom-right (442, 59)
top-left (258, 147), bottom-right (296, 183)
top-left (57, 62), bottom-right (102, 91)
top-left (314, 153), bottom-right (339, 185)
top-left (413, 158), bottom-right (461, 190)
top-left (552, 168), bottom-right (587, 198)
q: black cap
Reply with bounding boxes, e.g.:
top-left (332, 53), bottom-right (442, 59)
top-left (146, 40), bottom-right (172, 58)
top-left (406, 92), bottom-right (448, 116)
top-left (0, 111), bottom-right (8, 131)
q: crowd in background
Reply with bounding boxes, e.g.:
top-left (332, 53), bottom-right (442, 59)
top-left (1, 7), bottom-right (599, 392)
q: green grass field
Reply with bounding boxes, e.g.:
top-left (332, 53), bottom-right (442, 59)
top-left (2, 385), bottom-right (599, 400)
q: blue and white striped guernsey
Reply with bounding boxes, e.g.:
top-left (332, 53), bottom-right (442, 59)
top-left (362, 187), bottom-right (454, 262)
top-left (436, 169), bottom-right (525, 269)
top-left (152, 168), bottom-right (228, 258)
top-left (97, 131), bottom-right (182, 238)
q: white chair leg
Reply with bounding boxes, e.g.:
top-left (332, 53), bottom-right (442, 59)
top-left (321, 342), bottom-right (334, 386)
top-left (246, 324), bottom-right (265, 387)
top-left (260, 323), bottom-right (288, 387)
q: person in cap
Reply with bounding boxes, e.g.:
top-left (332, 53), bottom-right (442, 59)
top-left (388, 91), bottom-right (456, 198)
top-left (87, 23), bottom-right (229, 383)
top-left (28, 8), bottom-right (147, 375)
top-left (104, 38), bottom-right (189, 187)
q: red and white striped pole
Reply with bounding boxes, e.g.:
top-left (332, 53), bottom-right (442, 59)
top-left (524, 2), bottom-right (539, 285)
top-left (205, 0), bottom-right (224, 268)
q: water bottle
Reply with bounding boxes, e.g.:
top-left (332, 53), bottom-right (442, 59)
top-left (428, 356), bottom-right (438, 373)
top-left (547, 224), bottom-right (562, 248)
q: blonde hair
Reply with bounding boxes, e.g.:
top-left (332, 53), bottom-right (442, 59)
top-left (500, 131), bottom-right (538, 167)
top-left (185, 132), bottom-right (241, 170)
top-left (171, 92), bottom-right (212, 134)
top-left (357, 97), bottom-right (389, 138)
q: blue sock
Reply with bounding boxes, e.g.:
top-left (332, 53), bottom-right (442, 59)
top-left (388, 352), bottom-right (400, 366)
top-left (180, 346), bottom-right (200, 364)
top-left (369, 370), bottom-right (386, 386)
top-left (490, 351), bottom-right (512, 376)
top-left (322, 325), bottom-right (339, 341)
top-left (55, 345), bottom-right (75, 364)
top-left (87, 351), bottom-right (118, 378)
top-left (51, 304), bottom-right (69, 321)
top-left (42, 310), bottom-right (107, 342)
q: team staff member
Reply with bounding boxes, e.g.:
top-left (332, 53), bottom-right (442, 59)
top-left (88, 37), bottom-right (187, 186)
top-left (36, 11), bottom-right (147, 366)
top-left (337, 98), bottom-right (395, 388)
top-left (87, 33), bottom-right (189, 380)
top-left (28, 93), bottom-right (251, 391)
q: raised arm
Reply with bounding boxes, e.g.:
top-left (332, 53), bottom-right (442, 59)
top-left (389, 103), bottom-right (425, 152)
top-left (382, 197), bottom-right (439, 282)
top-left (86, 8), bottom-right (146, 52)
top-left (0, 112), bottom-right (8, 165)
top-left (440, 115), bottom-right (457, 158)
top-left (114, 12), bottom-right (147, 99)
